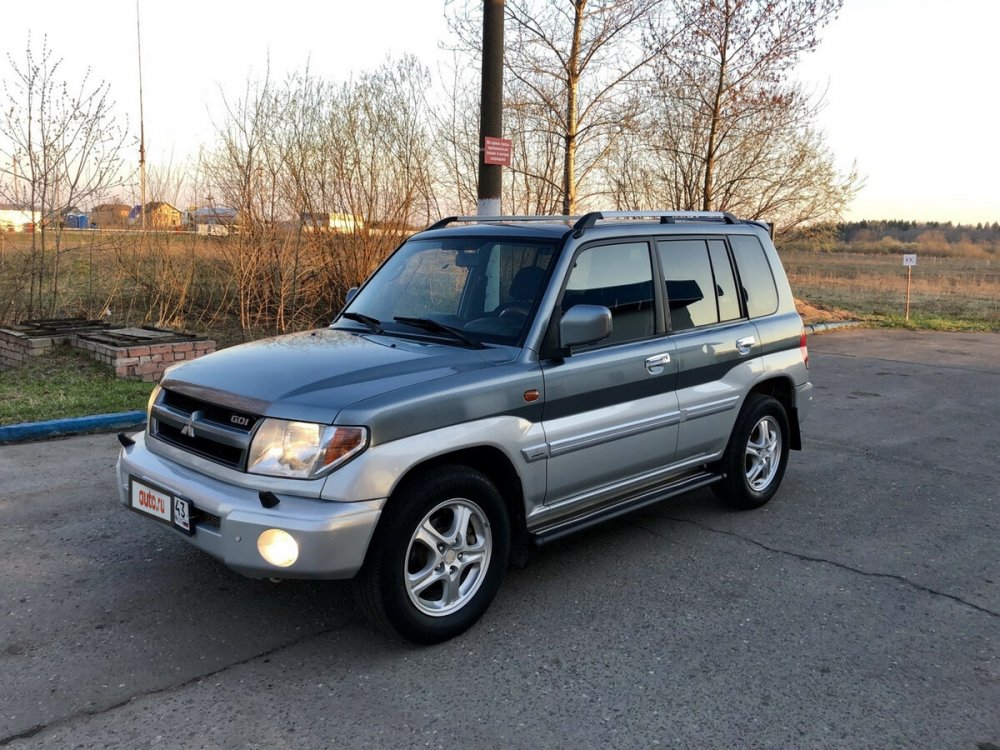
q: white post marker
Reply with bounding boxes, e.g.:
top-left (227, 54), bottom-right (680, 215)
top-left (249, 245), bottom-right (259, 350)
top-left (903, 254), bottom-right (917, 320)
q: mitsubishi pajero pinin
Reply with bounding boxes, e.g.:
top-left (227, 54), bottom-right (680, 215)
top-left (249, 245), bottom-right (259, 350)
top-left (117, 211), bottom-right (812, 643)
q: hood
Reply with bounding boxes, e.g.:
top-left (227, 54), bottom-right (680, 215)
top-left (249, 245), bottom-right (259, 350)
top-left (159, 328), bottom-right (514, 423)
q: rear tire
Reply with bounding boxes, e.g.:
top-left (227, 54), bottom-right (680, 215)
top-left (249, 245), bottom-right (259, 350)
top-left (712, 394), bottom-right (790, 510)
top-left (354, 466), bottom-right (510, 644)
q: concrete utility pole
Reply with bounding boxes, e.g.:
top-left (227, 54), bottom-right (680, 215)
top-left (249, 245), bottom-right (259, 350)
top-left (136, 0), bottom-right (147, 231)
top-left (477, 0), bottom-right (504, 216)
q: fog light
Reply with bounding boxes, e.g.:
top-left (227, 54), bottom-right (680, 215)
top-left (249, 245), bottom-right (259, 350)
top-left (257, 529), bottom-right (299, 568)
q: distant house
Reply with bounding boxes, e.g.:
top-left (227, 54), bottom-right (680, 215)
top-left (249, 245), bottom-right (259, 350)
top-left (90, 203), bottom-right (131, 229)
top-left (129, 202), bottom-right (182, 228)
top-left (300, 211), bottom-right (365, 233)
top-left (184, 206), bottom-right (238, 235)
top-left (0, 204), bottom-right (40, 232)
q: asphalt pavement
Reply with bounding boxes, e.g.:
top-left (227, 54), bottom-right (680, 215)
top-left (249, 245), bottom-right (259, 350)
top-left (0, 328), bottom-right (997, 749)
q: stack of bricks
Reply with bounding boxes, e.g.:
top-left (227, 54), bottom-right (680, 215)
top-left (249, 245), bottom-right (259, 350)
top-left (0, 322), bottom-right (216, 382)
top-left (74, 331), bottom-right (216, 382)
top-left (0, 328), bottom-right (76, 369)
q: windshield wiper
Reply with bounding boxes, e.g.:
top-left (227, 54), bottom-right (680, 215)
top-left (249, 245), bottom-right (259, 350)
top-left (393, 317), bottom-right (485, 349)
top-left (340, 311), bottom-right (384, 334)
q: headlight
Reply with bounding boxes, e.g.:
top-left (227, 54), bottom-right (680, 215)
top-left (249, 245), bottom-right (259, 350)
top-left (146, 384), bottom-right (162, 423)
top-left (247, 419), bottom-right (368, 479)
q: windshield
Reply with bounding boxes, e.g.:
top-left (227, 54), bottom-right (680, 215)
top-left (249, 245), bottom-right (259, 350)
top-left (338, 237), bottom-right (557, 346)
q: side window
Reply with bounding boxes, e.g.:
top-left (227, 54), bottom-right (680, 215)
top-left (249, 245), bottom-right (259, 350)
top-left (708, 239), bottom-right (741, 322)
top-left (563, 242), bottom-right (654, 345)
top-left (730, 234), bottom-right (778, 318)
top-left (657, 239), bottom-right (718, 330)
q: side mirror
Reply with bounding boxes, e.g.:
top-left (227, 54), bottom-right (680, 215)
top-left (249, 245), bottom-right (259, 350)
top-left (560, 304), bottom-right (612, 350)
top-left (345, 286), bottom-right (359, 305)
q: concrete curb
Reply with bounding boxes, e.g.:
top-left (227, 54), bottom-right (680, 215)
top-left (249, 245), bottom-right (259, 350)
top-left (804, 320), bottom-right (864, 334)
top-left (0, 411), bottom-right (146, 444)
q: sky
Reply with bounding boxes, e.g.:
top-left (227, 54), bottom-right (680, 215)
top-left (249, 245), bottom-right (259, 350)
top-left (3, 0), bottom-right (998, 224)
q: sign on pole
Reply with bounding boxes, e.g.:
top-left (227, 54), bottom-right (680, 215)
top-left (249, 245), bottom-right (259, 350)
top-left (903, 254), bottom-right (917, 320)
top-left (483, 136), bottom-right (513, 167)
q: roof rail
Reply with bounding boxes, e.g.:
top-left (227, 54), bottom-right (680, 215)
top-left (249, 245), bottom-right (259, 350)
top-left (572, 210), bottom-right (741, 237)
top-left (425, 211), bottom-right (745, 236)
top-left (425, 215), bottom-right (577, 231)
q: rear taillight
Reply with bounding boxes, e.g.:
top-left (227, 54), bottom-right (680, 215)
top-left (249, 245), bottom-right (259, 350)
top-left (800, 328), bottom-right (809, 369)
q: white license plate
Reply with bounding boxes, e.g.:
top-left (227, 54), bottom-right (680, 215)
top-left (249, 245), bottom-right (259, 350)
top-left (129, 477), bottom-right (192, 534)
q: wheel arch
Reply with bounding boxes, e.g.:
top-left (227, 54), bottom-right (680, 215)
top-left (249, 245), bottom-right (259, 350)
top-left (381, 445), bottom-right (530, 568)
top-left (747, 376), bottom-right (801, 450)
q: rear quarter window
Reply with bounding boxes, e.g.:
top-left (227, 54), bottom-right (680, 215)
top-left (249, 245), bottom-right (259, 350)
top-left (730, 234), bottom-right (779, 318)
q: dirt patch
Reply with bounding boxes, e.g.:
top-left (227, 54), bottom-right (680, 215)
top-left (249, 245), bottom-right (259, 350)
top-left (794, 297), bottom-right (857, 325)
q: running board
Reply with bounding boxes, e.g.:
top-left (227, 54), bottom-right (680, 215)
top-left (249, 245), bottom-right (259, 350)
top-left (530, 470), bottom-right (722, 547)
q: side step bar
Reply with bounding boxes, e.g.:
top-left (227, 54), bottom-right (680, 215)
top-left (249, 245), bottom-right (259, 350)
top-left (530, 470), bottom-right (722, 547)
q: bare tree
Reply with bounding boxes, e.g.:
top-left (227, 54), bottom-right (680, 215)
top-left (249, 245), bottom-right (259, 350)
top-left (0, 34), bottom-right (128, 318)
top-left (631, 0), bottom-right (859, 230)
top-left (201, 57), bottom-right (438, 335)
top-left (447, 0), bottom-right (673, 214)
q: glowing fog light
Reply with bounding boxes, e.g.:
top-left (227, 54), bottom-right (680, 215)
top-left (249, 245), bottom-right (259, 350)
top-left (257, 529), bottom-right (299, 568)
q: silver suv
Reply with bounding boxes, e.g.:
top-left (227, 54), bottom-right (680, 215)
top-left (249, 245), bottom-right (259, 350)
top-left (117, 211), bottom-right (812, 643)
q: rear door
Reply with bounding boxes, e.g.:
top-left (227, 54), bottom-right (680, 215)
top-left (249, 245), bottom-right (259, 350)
top-left (656, 237), bottom-right (762, 461)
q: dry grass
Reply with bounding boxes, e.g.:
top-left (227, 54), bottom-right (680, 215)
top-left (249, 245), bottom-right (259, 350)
top-left (779, 249), bottom-right (1000, 329)
top-left (3, 230), bottom-right (999, 336)
top-left (0, 228), bottom-right (391, 337)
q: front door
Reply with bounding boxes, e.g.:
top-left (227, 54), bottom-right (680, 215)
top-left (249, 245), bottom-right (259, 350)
top-left (540, 240), bottom-right (680, 509)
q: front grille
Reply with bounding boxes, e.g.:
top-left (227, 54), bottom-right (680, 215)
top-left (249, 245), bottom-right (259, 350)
top-left (156, 421), bottom-right (245, 465)
top-left (151, 388), bottom-right (258, 470)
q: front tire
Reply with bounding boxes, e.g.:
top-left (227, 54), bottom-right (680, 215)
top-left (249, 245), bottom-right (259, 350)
top-left (354, 466), bottom-right (510, 644)
top-left (712, 394), bottom-right (790, 509)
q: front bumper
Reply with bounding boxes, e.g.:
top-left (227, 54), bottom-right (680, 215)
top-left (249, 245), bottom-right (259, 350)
top-left (117, 433), bottom-right (384, 579)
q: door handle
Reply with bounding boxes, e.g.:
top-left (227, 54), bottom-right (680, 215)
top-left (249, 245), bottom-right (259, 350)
top-left (736, 336), bottom-right (756, 355)
top-left (645, 353), bottom-right (671, 374)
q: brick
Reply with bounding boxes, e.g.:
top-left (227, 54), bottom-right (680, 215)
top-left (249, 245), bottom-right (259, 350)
top-left (149, 344), bottom-right (174, 355)
top-left (173, 342), bottom-right (194, 353)
top-left (116, 356), bottom-right (139, 367)
top-left (128, 346), bottom-right (150, 357)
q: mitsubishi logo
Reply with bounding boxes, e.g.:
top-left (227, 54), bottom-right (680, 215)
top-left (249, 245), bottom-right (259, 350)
top-left (180, 410), bottom-right (204, 438)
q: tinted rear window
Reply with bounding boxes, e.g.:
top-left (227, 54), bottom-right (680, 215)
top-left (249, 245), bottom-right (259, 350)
top-left (730, 235), bottom-right (778, 318)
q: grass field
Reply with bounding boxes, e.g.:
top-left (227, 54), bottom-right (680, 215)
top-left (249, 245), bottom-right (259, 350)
top-left (779, 249), bottom-right (1000, 330)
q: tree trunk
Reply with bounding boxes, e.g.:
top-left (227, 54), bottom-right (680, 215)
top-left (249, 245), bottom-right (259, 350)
top-left (703, 0), bottom-right (731, 212)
